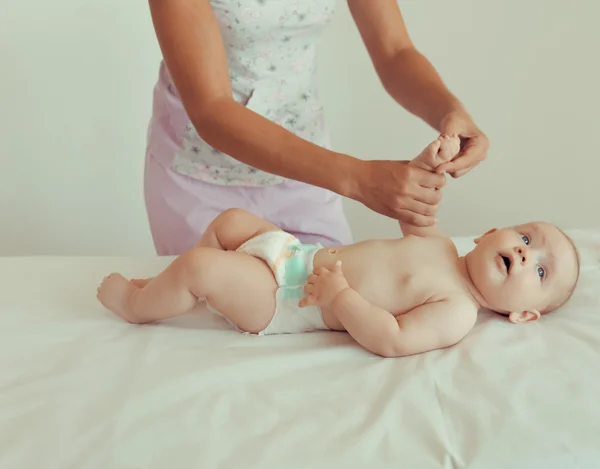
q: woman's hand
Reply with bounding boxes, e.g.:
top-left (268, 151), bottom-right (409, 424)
top-left (436, 111), bottom-right (490, 178)
top-left (353, 159), bottom-right (446, 227)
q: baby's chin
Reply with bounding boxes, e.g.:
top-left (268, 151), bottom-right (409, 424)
top-left (490, 309), bottom-right (510, 317)
top-left (483, 299), bottom-right (533, 317)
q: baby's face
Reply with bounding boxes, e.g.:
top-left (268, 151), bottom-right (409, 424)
top-left (465, 222), bottom-right (579, 319)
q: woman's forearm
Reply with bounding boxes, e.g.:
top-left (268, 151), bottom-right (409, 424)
top-left (191, 98), bottom-right (362, 198)
top-left (148, 0), bottom-right (362, 199)
top-left (377, 47), bottom-right (467, 131)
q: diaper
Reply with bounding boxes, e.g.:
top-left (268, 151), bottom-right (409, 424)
top-left (208, 230), bottom-right (330, 335)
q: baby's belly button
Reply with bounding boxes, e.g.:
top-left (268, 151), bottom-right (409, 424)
top-left (314, 249), bottom-right (338, 267)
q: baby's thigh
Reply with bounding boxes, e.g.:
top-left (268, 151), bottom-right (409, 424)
top-left (197, 208), bottom-right (281, 251)
top-left (204, 250), bottom-right (277, 334)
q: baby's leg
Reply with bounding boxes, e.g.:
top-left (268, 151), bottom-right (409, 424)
top-left (411, 134), bottom-right (461, 172)
top-left (130, 278), bottom-right (151, 288)
top-left (129, 209), bottom-right (279, 287)
top-left (97, 247), bottom-right (277, 333)
top-left (196, 208), bottom-right (280, 251)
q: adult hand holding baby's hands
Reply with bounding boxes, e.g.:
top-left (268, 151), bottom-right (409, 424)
top-left (299, 261), bottom-right (350, 308)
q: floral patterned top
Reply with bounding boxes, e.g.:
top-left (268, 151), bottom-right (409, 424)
top-left (153, 0), bottom-right (338, 187)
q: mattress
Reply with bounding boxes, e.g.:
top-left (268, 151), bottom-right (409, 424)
top-left (1, 229), bottom-right (599, 469)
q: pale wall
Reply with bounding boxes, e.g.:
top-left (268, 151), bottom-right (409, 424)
top-left (1, 0), bottom-right (597, 256)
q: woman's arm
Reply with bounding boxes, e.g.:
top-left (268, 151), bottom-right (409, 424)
top-left (348, 0), bottom-right (464, 130)
top-left (148, 0), bottom-right (447, 226)
top-left (148, 0), bottom-right (360, 198)
top-left (348, 0), bottom-right (489, 177)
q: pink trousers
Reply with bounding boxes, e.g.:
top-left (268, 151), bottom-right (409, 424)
top-left (143, 151), bottom-right (353, 256)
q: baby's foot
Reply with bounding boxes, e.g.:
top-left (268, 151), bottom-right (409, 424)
top-left (97, 273), bottom-right (139, 323)
top-left (437, 134), bottom-right (461, 164)
top-left (411, 134), bottom-right (461, 172)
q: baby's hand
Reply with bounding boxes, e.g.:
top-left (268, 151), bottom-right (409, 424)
top-left (299, 261), bottom-right (350, 308)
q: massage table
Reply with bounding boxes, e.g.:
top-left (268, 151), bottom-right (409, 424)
top-left (1, 229), bottom-right (599, 468)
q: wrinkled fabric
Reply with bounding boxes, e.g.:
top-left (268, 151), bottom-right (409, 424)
top-left (1, 229), bottom-right (599, 468)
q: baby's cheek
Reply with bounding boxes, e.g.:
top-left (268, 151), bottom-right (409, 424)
top-left (515, 279), bottom-right (543, 307)
top-left (503, 280), bottom-right (531, 306)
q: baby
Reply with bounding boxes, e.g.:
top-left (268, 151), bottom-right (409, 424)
top-left (97, 136), bottom-right (580, 357)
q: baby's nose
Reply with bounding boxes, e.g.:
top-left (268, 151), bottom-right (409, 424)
top-left (515, 246), bottom-right (529, 265)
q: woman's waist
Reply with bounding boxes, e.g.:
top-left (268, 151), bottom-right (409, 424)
top-left (157, 60), bottom-right (321, 106)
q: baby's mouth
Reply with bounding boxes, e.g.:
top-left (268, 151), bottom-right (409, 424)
top-left (501, 255), bottom-right (511, 273)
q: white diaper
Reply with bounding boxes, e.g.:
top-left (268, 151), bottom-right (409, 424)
top-left (207, 230), bottom-right (330, 335)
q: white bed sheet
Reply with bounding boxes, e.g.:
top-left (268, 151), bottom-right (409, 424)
top-left (1, 229), bottom-right (599, 469)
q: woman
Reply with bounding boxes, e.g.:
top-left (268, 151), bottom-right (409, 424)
top-left (144, 0), bottom-right (489, 255)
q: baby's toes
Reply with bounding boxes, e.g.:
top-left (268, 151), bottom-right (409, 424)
top-left (438, 136), bottom-right (460, 163)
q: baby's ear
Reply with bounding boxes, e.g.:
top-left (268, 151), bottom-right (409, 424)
top-left (508, 310), bottom-right (541, 324)
top-left (474, 228), bottom-right (497, 244)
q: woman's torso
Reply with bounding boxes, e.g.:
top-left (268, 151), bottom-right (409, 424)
top-left (147, 0), bottom-right (338, 187)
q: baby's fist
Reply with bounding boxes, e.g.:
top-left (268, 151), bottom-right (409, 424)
top-left (299, 261), bottom-right (350, 308)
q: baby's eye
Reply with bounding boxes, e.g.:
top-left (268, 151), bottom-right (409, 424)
top-left (537, 266), bottom-right (545, 279)
top-left (521, 235), bottom-right (530, 245)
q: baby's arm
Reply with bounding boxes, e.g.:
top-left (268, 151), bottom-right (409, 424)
top-left (398, 135), bottom-right (460, 239)
top-left (332, 291), bottom-right (476, 357)
top-left (301, 262), bottom-right (476, 357)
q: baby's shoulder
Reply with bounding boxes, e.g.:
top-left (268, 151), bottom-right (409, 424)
top-left (406, 233), bottom-right (458, 255)
top-left (433, 235), bottom-right (459, 256)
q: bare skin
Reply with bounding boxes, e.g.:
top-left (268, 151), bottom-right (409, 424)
top-left (97, 136), bottom-right (579, 357)
top-left (98, 209), bottom-right (280, 334)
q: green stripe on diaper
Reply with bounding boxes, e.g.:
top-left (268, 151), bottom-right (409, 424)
top-left (280, 244), bottom-right (318, 300)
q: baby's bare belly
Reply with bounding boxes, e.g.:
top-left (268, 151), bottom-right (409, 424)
top-left (313, 238), bottom-right (450, 330)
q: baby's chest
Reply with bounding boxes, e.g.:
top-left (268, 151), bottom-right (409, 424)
top-left (388, 259), bottom-right (461, 310)
top-left (349, 267), bottom-right (433, 315)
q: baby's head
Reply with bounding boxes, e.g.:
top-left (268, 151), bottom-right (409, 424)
top-left (465, 222), bottom-right (580, 322)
